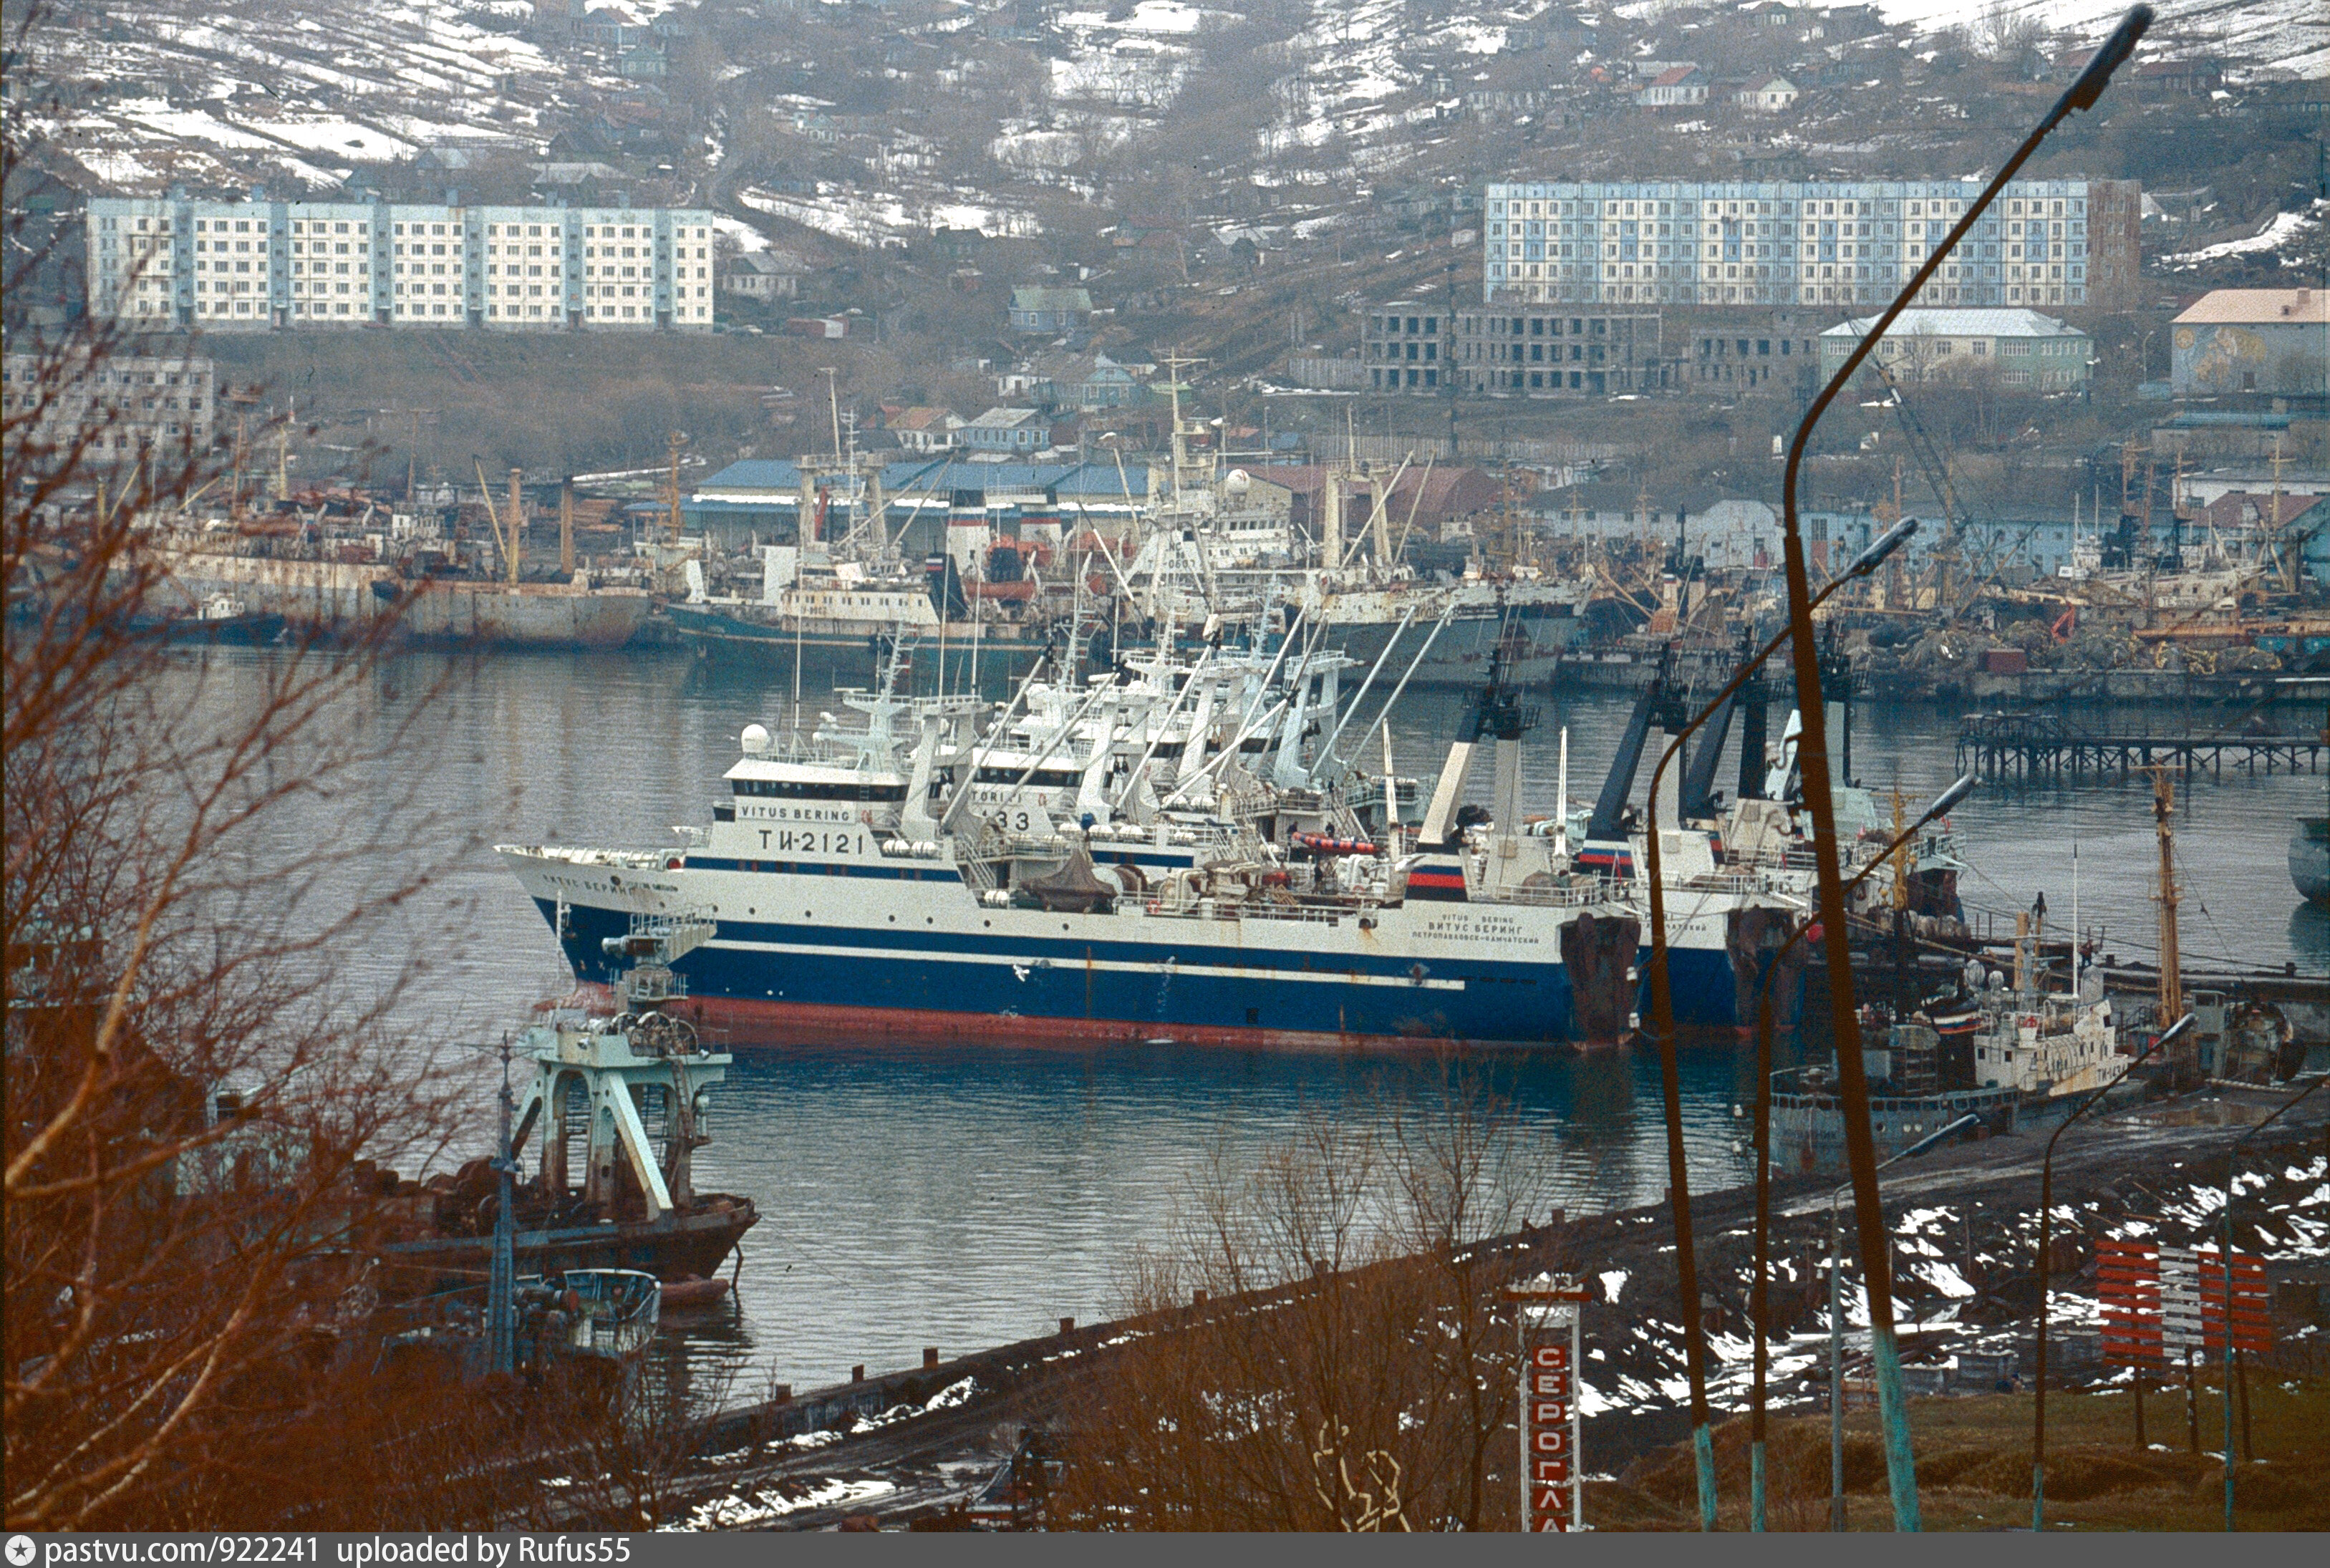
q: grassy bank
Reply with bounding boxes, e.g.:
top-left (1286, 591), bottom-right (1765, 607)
top-left (1600, 1380), bottom-right (2330, 1531)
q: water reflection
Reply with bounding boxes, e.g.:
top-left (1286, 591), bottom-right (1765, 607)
top-left (670, 1040), bottom-right (1755, 1389)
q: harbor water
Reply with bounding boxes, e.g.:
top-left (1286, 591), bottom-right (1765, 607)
top-left (175, 644), bottom-right (2330, 1393)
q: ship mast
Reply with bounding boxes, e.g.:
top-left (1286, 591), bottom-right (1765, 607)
top-left (507, 468), bottom-right (524, 586)
top-left (2152, 765), bottom-right (2182, 1025)
top-left (1890, 783), bottom-right (1910, 911)
top-left (2269, 435), bottom-right (2293, 593)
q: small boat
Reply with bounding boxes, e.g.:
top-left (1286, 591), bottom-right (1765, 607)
top-left (2291, 817), bottom-right (2330, 906)
top-left (165, 592), bottom-right (286, 644)
top-left (524, 1268), bottom-right (662, 1363)
top-left (374, 1267), bottom-right (661, 1377)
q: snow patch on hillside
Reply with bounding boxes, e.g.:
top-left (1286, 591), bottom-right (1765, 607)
top-left (2157, 200), bottom-right (2326, 270)
top-left (1875, 0), bottom-right (2329, 79)
top-left (741, 182), bottom-right (1041, 248)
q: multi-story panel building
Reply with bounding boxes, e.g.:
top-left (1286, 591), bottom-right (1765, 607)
top-left (1451, 308), bottom-right (1663, 396)
top-left (85, 196), bottom-right (717, 331)
top-left (1481, 178), bottom-right (2140, 311)
top-left (1, 349), bottom-right (215, 459)
top-left (1818, 309), bottom-right (2093, 391)
top-left (1363, 301), bottom-right (1451, 391)
top-left (1685, 319), bottom-right (1819, 395)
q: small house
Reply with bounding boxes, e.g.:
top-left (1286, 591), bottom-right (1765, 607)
top-left (1008, 286), bottom-right (1093, 334)
top-left (888, 406), bottom-right (965, 454)
top-left (1637, 67), bottom-right (1708, 109)
top-left (720, 251), bottom-right (809, 302)
top-left (961, 407), bottom-right (1055, 456)
top-left (1737, 75), bottom-right (1799, 112)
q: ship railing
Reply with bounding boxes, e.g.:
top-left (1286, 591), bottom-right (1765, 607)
top-left (1660, 871), bottom-right (1774, 898)
top-left (1766, 1084), bottom-right (2022, 1115)
top-left (1118, 894), bottom-right (1369, 926)
top-left (517, 846), bottom-right (669, 870)
top-left (1468, 879), bottom-right (1620, 910)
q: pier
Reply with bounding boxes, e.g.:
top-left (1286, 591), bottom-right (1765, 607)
top-left (1956, 711), bottom-right (2326, 784)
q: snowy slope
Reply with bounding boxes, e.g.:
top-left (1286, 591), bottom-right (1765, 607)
top-left (16, 1), bottom-right (582, 195)
top-left (1874, 0), bottom-right (2329, 79)
top-left (14, 0), bottom-right (2324, 246)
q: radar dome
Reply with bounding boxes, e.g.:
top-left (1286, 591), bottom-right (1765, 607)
top-left (741, 724), bottom-right (772, 754)
top-left (1224, 468), bottom-right (1252, 495)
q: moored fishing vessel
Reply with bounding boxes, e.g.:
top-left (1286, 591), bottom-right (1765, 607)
top-left (144, 523), bottom-right (652, 648)
top-left (498, 641), bottom-right (1650, 1050)
top-left (371, 920), bottom-right (758, 1298)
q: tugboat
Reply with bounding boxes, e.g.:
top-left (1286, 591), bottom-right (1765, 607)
top-left (163, 592), bottom-right (286, 645)
top-left (370, 912), bottom-right (758, 1301)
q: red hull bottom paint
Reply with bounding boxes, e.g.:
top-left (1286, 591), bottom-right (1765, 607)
top-left (577, 987), bottom-right (1572, 1055)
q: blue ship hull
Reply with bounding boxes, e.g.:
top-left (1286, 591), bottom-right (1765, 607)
top-left (529, 896), bottom-right (1746, 1049)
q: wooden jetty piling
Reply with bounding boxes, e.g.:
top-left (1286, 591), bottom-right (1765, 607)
top-left (1956, 712), bottom-right (2324, 784)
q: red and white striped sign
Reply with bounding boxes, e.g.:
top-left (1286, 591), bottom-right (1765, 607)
top-left (2098, 1240), bottom-right (2268, 1365)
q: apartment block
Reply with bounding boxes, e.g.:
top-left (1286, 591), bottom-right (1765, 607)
top-left (1683, 317), bottom-right (1819, 395)
top-left (1, 349), bottom-right (215, 458)
top-left (1482, 178), bottom-right (2141, 311)
top-left (1452, 308), bottom-right (1663, 396)
top-left (85, 195), bottom-right (717, 331)
top-left (1363, 302), bottom-right (1451, 391)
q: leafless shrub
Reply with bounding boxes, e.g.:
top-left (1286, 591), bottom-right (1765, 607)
top-left (516, 1352), bottom-right (744, 1532)
top-left (0, 108), bottom-right (519, 1527)
top-left (1050, 1067), bottom-right (1547, 1531)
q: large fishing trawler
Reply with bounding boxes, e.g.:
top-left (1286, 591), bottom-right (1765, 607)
top-left (498, 644), bottom-right (1648, 1050)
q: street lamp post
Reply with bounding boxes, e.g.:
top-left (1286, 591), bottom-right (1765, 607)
top-left (486, 1034), bottom-right (518, 1379)
top-left (1824, 1113), bottom-right (1981, 1529)
top-left (1747, 773), bottom-right (1974, 1531)
top-left (1778, 7), bottom-right (2153, 1530)
top-left (2219, 1074), bottom-right (2326, 1531)
top-left (1641, 517), bottom-right (1919, 1531)
top-left (2033, 1009), bottom-right (2194, 1530)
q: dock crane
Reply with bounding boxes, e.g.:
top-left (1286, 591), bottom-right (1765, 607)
top-left (1865, 357), bottom-right (1970, 610)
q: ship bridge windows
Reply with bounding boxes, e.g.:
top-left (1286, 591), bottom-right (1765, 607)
top-left (973, 767), bottom-right (1081, 789)
top-left (732, 778), bottom-right (906, 802)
